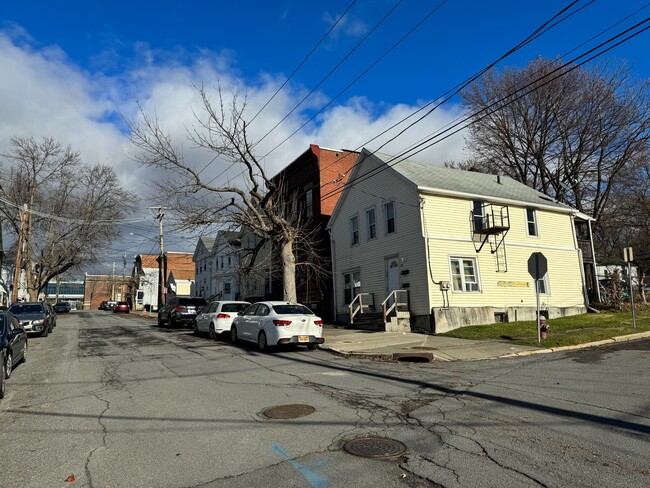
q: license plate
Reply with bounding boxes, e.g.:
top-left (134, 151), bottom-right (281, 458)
top-left (298, 336), bottom-right (309, 343)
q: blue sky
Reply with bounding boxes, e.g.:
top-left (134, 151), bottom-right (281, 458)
top-left (1, 0), bottom-right (648, 271)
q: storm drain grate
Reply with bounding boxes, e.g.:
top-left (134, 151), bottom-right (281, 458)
top-left (262, 404), bottom-right (315, 419)
top-left (393, 352), bottom-right (433, 362)
top-left (343, 437), bottom-right (407, 461)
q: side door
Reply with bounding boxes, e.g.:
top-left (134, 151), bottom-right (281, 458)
top-left (195, 303), bottom-right (209, 332)
top-left (249, 304), bottom-right (270, 339)
top-left (203, 302), bottom-right (218, 333)
top-left (10, 316), bottom-right (26, 360)
top-left (237, 304), bottom-right (258, 340)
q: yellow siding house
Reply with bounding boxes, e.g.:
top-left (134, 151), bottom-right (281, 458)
top-left (327, 149), bottom-right (597, 333)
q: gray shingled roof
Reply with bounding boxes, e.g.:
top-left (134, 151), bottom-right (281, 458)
top-left (371, 151), bottom-right (571, 211)
top-left (199, 236), bottom-right (216, 249)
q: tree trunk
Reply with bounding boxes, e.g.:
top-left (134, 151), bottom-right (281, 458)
top-left (280, 238), bottom-right (296, 302)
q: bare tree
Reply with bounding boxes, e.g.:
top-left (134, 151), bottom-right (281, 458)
top-left (460, 59), bottom-right (650, 232)
top-left (0, 137), bottom-right (138, 300)
top-left (129, 85), bottom-right (323, 302)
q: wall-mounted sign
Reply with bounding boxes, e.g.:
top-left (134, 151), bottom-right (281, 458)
top-left (497, 281), bottom-right (530, 288)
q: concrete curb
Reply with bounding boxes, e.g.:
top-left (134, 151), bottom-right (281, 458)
top-left (323, 331), bottom-right (650, 362)
top-left (498, 331), bottom-right (650, 359)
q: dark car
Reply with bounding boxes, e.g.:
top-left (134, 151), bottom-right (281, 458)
top-left (1, 311), bottom-right (28, 399)
top-left (113, 301), bottom-right (130, 314)
top-left (8, 302), bottom-right (54, 337)
top-left (54, 302), bottom-right (71, 313)
top-left (158, 296), bottom-right (206, 328)
top-left (99, 301), bottom-right (107, 310)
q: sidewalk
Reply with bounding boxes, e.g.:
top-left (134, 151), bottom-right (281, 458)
top-left (320, 325), bottom-right (650, 362)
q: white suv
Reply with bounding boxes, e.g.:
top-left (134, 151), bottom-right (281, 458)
top-left (194, 301), bottom-right (250, 339)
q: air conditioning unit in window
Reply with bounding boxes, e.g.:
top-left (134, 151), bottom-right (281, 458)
top-left (439, 281), bottom-right (450, 291)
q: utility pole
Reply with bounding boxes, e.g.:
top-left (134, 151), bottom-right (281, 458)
top-left (11, 204), bottom-right (28, 304)
top-left (148, 206), bottom-right (168, 311)
top-left (111, 261), bottom-right (116, 300)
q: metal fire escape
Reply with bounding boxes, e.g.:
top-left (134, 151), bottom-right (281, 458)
top-left (470, 203), bottom-right (510, 272)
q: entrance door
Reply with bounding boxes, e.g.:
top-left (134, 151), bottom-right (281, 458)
top-left (386, 257), bottom-right (401, 305)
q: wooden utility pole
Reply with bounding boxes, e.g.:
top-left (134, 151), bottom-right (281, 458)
top-left (11, 204), bottom-right (28, 304)
top-left (148, 206), bottom-right (168, 311)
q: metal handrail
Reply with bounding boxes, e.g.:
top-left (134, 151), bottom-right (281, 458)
top-left (381, 289), bottom-right (408, 323)
top-left (349, 292), bottom-right (373, 324)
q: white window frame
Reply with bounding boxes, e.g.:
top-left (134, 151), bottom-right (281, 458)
top-left (383, 201), bottom-right (396, 235)
top-left (366, 207), bottom-right (376, 240)
top-left (350, 215), bottom-right (359, 245)
top-left (343, 270), bottom-right (361, 304)
top-left (535, 275), bottom-right (550, 295)
top-left (449, 256), bottom-right (481, 292)
top-left (526, 208), bottom-right (539, 237)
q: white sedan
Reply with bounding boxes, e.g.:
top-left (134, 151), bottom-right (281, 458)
top-left (194, 301), bottom-right (250, 339)
top-left (230, 301), bottom-right (325, 351)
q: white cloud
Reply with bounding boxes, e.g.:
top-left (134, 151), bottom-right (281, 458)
top-left (0, 29), bottom-right (468, 199)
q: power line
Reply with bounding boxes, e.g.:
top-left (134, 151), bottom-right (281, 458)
top-left (319, 17), bottom-right (650, 203)
top-left (248, 0), bottom-right (359, 125)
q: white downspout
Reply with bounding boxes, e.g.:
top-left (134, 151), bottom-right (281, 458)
top-left (328, 228), bottom-right (338, 322)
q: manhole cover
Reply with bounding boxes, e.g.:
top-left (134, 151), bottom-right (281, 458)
top-left (343, 437), bottom-right (407, 461)
top-left (262, 404), bottom-right (315, 419)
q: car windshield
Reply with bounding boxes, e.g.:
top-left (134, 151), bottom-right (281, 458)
top-left (272, 304), bottom-right (314, 315)
top-left (222, 303), bottom-right (249, 313)
top-left (9, 304), bottom-right (44, 314)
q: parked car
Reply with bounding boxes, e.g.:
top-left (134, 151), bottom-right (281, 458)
top-left (99, 301), bottom-right (108, 310)
top-left (113, 301), bottom-right (130, 314)
top-left (105, 301), bottom-right (117, 311)
top-left (54, 302), bottom-right (71, 313)
top-left (44, 302), bottom-right (56, 328)
top-left (230, 301), bottom-right (324, 351)
top-left (8, 302), bottom-right (54, 337)
top-left (194, 301), bottom-right (250, 339)
top-left (0, 311), bottom-right (28, 399)
top-left (158, 296), bottom-right (206, 328)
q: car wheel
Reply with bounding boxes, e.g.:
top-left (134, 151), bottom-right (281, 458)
top-left (157, 315), bottom-right (162, 327)
top-left (21, 343), bottom-right (27, 364)
top-left (41, 327), bottom-right (48, 338)
top-left (209, 324), bottom-right (217, 340)
top-left (193, 321), bottom-right (199, 336)
top-left (168, 317), bottom-right (175, 329)
top-left (5, 353), bottom-right (12, 379)
top-left (0, 362), bottom-right (5, 399)
top-left (257, 331), bottom-right (268, 352)
top-left (307, 343), bottom-right (317, 350)
top-left (230, 326), bottom-right (238, 343)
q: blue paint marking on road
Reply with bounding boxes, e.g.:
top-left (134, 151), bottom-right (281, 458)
top-left (272, 444), bottom-right (329, 488)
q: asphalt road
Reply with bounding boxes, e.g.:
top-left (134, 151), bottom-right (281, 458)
top-left (0, 311), bottom-right (648, 488)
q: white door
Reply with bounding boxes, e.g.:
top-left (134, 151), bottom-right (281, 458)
top-left (386, 257), bottom-right (401, 305)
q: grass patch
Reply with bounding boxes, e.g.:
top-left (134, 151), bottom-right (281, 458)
top-left (440, 310), bottom-right (650, 347)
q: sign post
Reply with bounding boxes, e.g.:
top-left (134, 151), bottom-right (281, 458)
top-left (528, 252), bottom-right (548, 343)
top-left (624, 247), bottom-right (636, 329)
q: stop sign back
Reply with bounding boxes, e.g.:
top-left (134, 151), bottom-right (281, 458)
top-left (528, 252), bottom-right (548, 280)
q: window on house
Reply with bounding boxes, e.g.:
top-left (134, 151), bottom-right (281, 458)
top-left (534, 275), bottom-right (550, 295)
top-left (224, 282), bottom-right (231, 294)
top-left (384, 201), bottom-right (396, 234)
top-left (526, 208), bottom-right (538, 236)
top-left (228, 255), bottom-right (231, 267)
top-left (343, 271), bottom-right (361, 304)
top-left (220, 256), bottom-right (224, 269)
top-left (305, 188), bottom-right (313, 219)
top-left (450, 257), bottom-right (480, 292)
top-left (366, 208), bottom-right (376, 240)
top-left (350, 216), bottom-right (359, 245)
top-left (473, 200), bottom-right (485, 232)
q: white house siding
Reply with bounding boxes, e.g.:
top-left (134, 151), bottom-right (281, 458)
top-left (330, 157), bottom-right (429, 323)
top-left (421, 193), bottom-right (585, 331)
top-left (140, 267), bottom-right (159, 311)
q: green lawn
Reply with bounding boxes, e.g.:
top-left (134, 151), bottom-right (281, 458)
top-left (440, 310), bottom-right (650, 347)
